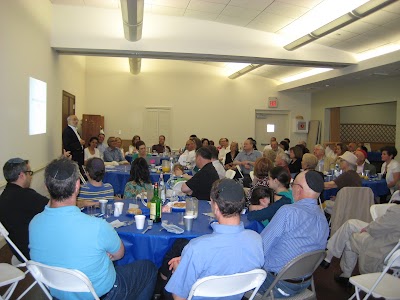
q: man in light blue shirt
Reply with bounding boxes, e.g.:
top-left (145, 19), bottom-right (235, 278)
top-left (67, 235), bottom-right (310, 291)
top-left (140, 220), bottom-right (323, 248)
top-left (103, 137), bottom-right (129, 164)
top-left (233, 139), bottom-right (262, 187)
top-left (259, 170), bottom-right (329, 298)
top-left (97, 133), bottom-right (107, 156)
top-left (29, 158), bottom-right (156, 300)
top-left (165, 178), bottom-right (264, 300)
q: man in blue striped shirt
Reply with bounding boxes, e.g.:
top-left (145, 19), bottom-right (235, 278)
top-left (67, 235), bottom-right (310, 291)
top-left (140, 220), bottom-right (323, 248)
top-left (258, 170), bottom-right (329, 298)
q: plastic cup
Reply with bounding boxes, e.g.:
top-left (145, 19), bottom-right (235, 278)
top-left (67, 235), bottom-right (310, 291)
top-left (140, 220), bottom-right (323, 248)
top-left (114, 202), bottom-right (124, 217)
top-left (105, 204), bottom-right (113, 218)
top-left (184, 215), bottom-right (194, 231)
top-left (135, 215), bottom-right (146, 230)
top-left (87, 205), bottom-right (96, 216)
top-left (377, 173), bottom-right (383, 180)
top-left (99, 199), bottom-right (108, 214)
top-left (185, 197), bottom-right (198, 219)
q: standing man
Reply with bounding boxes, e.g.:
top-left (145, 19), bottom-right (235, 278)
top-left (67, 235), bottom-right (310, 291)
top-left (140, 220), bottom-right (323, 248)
top-left (97, 133), bottom-right (107, 157)
top-left (62, 115), bottom-right (85, 168)
top-left (0, 158), bottom-right (48, 260)
top-left (181, 147), bottom-right (219, 200)
top-left (165, 179), bottom-right (264, 299)
top-left (29, 158), bottom-right (157, 299)
top-left (233, 138), bottom-right (262, 187)
top-left (258, 170), bottom-right (329, 298)
top-left (151, 135), bottom-right (171, 154)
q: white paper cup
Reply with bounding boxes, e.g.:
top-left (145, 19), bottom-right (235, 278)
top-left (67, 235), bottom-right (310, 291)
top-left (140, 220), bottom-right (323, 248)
top-left (114, 202), bottom-right (124, 217)
top-left (99, 199), bottom-right (108, 214)
top-left (184, 215), bottom-right (194, 231)
top-left (135, 215), bottom-right (146, 230)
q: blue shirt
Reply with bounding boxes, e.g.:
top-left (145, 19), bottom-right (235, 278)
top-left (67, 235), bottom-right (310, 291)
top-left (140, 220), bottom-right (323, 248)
top-left (97, 143), bottom-right (107, 156)
top-left (103, 147), bottom-right (126, 162)
top-left (261, 198), bottom-right (329, 273)
top-left (78, 182), bottom-right (114, 201)
top-left (29, 206), bottom-right (121, 300)
top-left (166, 222), bottom-right (264, 300)
top-left (234, 150), bottom-right (262, 174)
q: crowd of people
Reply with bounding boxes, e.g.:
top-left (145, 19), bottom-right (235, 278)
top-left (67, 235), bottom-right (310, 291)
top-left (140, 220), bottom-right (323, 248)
top-left (0, 114), bottom-right (399, 299)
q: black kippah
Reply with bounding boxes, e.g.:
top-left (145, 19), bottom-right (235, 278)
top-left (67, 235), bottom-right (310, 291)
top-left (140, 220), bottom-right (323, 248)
top-left (305, 171), bottom-right (324, 193)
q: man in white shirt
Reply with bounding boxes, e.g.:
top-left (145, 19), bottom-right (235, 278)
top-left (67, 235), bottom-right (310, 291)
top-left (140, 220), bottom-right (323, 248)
top-left (178, 139), bottom-right (196, 169)
top-left (217, 138), bottom-right (230, 165)
top-left (209, 146), bottom-right (226, 179)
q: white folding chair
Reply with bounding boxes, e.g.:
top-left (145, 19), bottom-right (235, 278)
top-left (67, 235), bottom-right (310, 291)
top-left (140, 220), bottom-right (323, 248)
top-left (250, 171), bottom-right (255, 181)
top-left (349, 249), bottom-right (400, 300)
top-left (236, 165), bottom-right (244, 178)
top-left (0, 263), bottom-right (25, 300)
top-left (0, 222), bottom-right (52, 300)
top-left (389, 190), bottom-right (400, 203)
top-left (225, 169), bottom-right (236, 179)
top-left (369, 204), bottom-right (396, 221)
top-left (187, 269), bottom-right (266, 300)
top-left (26, 260), bottom-right (100, 300)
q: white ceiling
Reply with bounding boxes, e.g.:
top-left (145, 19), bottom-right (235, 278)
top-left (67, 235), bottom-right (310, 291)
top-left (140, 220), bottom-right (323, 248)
top-left (50, 0), bottom-right (400, 90)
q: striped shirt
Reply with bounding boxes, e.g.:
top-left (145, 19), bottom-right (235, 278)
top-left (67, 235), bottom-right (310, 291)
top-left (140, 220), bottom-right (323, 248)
top-left (261, 198), bottom-right (329, 273)
top-left (78, 182), bottom-right (114, 201)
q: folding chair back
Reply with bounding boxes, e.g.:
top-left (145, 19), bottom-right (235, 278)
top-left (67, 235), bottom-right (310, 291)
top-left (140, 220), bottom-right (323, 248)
top-left (370, 204), bottom-right (396, 221)
top-left (27, 261), bottom-right (100, 300)
top-left (389, 190), bottom-right (400, 203)
top-left (188, 269), bottom-right (266, 300)
top-left (225, 169), bottom-right (236, 179)
top-left (330, 187), bottom-right (374, 236)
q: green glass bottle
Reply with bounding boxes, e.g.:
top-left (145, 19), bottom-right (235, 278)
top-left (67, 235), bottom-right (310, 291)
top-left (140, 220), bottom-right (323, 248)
top-left (150, 183), bottom-right (162, 223)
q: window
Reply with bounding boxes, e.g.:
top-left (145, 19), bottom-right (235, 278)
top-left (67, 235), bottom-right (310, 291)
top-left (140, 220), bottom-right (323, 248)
top-left (267, 124), bottom-right (275, 133)
top-left (29, 77), bottom-right (47, 135)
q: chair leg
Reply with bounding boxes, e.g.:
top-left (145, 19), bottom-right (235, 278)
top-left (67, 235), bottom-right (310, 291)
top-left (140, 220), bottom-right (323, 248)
top-left (3, 282), bottom-right (18, 300)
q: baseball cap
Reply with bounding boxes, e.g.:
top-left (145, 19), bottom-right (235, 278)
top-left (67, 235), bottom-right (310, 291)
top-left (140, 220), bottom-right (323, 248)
top-left (339, 151), bottom-right (358, 165)
top-left (305, 171), bottom-right (324, 193)
top-left (215, 179), bottom-right (244, 202)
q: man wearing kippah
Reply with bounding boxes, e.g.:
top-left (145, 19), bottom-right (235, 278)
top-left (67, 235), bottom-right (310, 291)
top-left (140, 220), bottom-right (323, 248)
top-left (0, 158), bottom-right (48, 261)
top-left (164, 179), bottom-right (264, 300)
top-left (29, 158), bottom-right (157, 300)
top-left (354, 149), bottom-right (376, 175)
top-left (258, 170), bottom-right (329, 298)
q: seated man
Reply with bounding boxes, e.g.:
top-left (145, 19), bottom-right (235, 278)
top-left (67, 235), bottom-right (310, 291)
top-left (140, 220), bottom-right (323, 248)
top-left (29, 158), bottom-right (157, 300)
top-left (233, 138), bottom-right (262, 187)
top-left (320, 205), bottom-right (400, 285)
top-left (355, 149), bottom-right (376, 175)
top-left (164, 179), bottom-right (264, 299)
top-left (151, 135), bottom-right (171, 154)
top-left (78, 157), bottom-right (115, 202)
top-left (178, 139), bottom-right (196, 169)
top-left (259, 170), bottom-right (329, 298)
top-left (103, 136), bottom-right (129, 164)
top-left (181, 147), bottom-right (219, 200)
top-left (0, 158), bottom-right (48, 261)
top-left (209, 145), bottom-right (226, 179)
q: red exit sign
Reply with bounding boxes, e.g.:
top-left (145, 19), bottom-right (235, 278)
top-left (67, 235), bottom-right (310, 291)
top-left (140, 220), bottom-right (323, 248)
top-left (268, 97), bottom-right (278, 108)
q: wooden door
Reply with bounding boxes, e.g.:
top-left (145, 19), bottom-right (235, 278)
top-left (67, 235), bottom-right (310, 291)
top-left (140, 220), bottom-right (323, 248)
top-left (81, 114), bottom-right (104, 147)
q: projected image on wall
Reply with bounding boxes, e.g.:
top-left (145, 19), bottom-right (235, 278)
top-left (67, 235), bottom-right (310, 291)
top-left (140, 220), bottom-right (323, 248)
top-left (29, 77), bottom-right (47, 135)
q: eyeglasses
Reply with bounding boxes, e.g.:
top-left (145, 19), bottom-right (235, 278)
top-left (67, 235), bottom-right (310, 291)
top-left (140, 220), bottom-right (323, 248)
top-left (290, 182), bottom-right (303, 189)
top-left (24, 170), bottom-right (34, 176)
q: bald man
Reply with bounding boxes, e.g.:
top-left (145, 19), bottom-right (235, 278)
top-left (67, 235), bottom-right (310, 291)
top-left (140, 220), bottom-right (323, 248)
top-left (258, 170), bottom-right (329, 298)
top-left (62, 115), bottom-right (85, 167)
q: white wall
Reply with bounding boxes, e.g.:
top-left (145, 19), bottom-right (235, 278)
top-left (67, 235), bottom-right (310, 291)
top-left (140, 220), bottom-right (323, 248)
top-left (340, 102), bottom-right (396, 125)
top-left (311, 76), bottom-right (400, 146)
top-left (0, 0), bottom-right (86, 193)
top-left (83, 57), bottom-right (311, 149)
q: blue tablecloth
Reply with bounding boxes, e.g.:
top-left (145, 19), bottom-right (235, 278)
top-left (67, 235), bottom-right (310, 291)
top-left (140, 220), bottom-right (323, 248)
top-left (100, 200), bottom-right (263, 267)
top-left (103, 165), bottom-right (173, 195)
top-left (125, 154), bottom-right (171, 164)
top-left (323, 179), bottom-right (389, 199)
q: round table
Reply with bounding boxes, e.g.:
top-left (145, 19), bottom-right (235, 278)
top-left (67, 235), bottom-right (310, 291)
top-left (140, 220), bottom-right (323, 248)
top-left (323, 179), bottom-right (389, 199)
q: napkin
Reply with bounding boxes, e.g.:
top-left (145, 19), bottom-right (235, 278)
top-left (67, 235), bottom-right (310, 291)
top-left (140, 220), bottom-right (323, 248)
top-left (110, 219), bottom-right (126, 228)
top-left (161, 223), bottom-right (184, 234)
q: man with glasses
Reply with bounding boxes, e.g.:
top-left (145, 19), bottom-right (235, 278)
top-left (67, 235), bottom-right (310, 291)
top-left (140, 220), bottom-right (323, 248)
top-left (0, 158), bottom-right (48, 260)
top-left (103, 136), bottom-right (129, 164)
top-left (258, 170), bottom-right (329, 298)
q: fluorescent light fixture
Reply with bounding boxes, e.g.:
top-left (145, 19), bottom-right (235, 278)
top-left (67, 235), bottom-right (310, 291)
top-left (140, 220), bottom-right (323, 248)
top-left (357, 43), bottom-right (400, 61)
top-left (284, 0), bottom-right (397, 51)
top-left (280, 68), bottom-right (332, 83)
top-left (129, 57), bottom-right (141, 75)
top-left (228, 64), bottom-right (261, 79)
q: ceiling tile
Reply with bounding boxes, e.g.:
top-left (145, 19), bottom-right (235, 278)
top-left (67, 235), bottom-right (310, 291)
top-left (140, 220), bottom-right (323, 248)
top-left (228, 0), bottom-right (274, 10)
top-left (51, 0), bottom-right (85, 5)
top-left (221, 5), bottom-right (261, 19)
top-left (187, 0), bottom-right (226, 14)
top-left (216, 15), bottom-right (253, 26)
top-left (314, 36), bottom-right (340, 47)
top-left (325, 29), bottom-right (359, 41)
top-left (246, 20), bottom-right (283, 32)
top-left (254, 12), bottom-right (295, 27)
top-left (150, 0), bottom-right (190, 9)
top-left (84, 0), bottom-right (119, 8)
top-left (362, 10), bottom-right (400, 26)
top-left (342, 20), bottom-right (378, 34)
top-left (277, 0), bottom-right (323, 9)
top-left (265, 1), bottom-right (309, 19)
top-left (184, 9), bottom-right (219, 20)
top-left (150, 5), bottom-right (185, 16)
top-left (382, 0), bottom-right (400, 14)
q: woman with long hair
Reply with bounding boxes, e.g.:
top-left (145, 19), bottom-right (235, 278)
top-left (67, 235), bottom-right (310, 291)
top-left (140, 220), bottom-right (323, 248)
top-left (123, 157), bottom-right (153, 199)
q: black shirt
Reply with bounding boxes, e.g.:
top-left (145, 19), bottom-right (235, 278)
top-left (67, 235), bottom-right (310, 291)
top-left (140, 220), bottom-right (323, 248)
top-left (186, 162), bottom-right (219, 200)
top-left (0, 183), bottom-right (48, 260)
